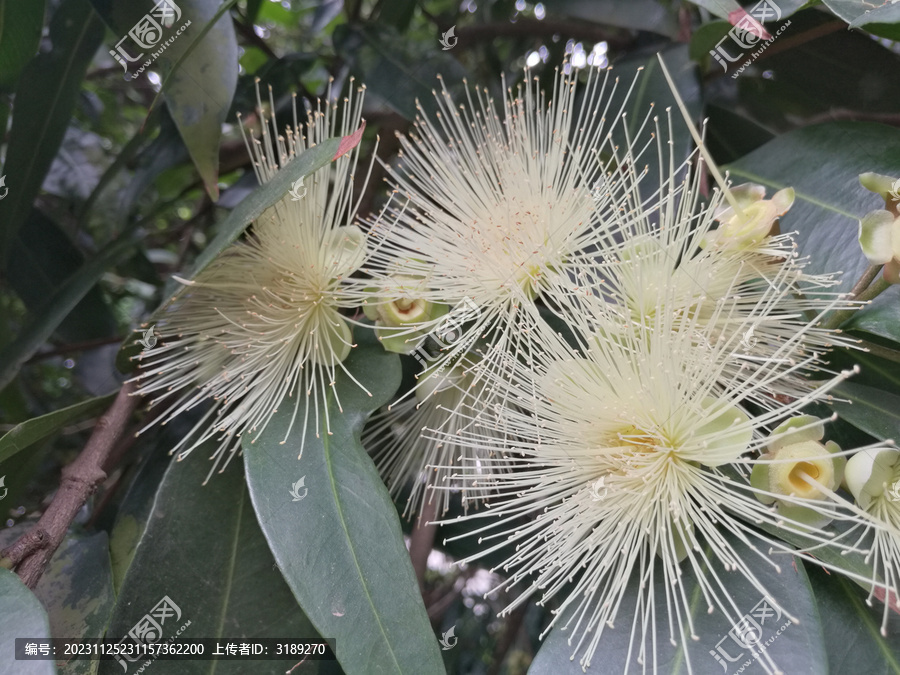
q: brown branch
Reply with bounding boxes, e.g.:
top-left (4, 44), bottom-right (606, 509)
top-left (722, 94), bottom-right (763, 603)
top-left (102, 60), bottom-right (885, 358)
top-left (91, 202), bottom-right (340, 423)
top-left (0, 382), bottom-right (142, 588)
top-left (487, 599), bottom-right (529, 675)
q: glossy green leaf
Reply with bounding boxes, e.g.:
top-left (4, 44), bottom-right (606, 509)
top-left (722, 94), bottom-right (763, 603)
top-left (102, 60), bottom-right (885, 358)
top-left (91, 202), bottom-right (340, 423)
top-left (830, 382), bottom-right (900, 443)
top-left (88, 0), bottom-right (238, 200)
top-left (0, 568), bottom-right (56, 675)
top-left (146, 0), bottom-right (239, 199)
top-left (0, 0), bottom-right (45, 89)
top-left (0, 393), bottom-right (115, 465)
top-left (0, 0), bottom-right (105, 262)
top-left (808, 564), bottom-right (900, 674)
top-left (99, 448), bottom-right (339, 675)
top-left (0, 232), bottom-right (141, 392)
top-left (825, 0), bottom-right (900, 39)
top-left (530, 536), bottom-right (824, 674)
top-left (244, 330), bottom-right (445, 675)
top-left (726, 122), bottom-right (900, 342)
top-left (848, 2), bottom-right (900, 40)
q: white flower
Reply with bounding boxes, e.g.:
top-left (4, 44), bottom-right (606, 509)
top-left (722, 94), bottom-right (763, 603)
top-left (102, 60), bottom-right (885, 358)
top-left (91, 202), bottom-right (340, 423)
top-left (130, 82), bottom-right (378, 479)
top-left (435, 307), bottom-right (870, 671)
top-left (550, 169), bottom-right (858, 408)
top-left (363, 64), bottom-right (655, 385)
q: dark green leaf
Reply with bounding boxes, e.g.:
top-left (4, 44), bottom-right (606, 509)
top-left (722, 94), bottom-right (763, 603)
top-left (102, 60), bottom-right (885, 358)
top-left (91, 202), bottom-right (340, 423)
top-left (726, 122), bottom-right (900, 342)
top-left (826, 0), bottom-right (900, 39)
top-left (88, 0), bottom-right (238, 200)
top-left (335, 23), bottom-right (468, 121)
top-left (830, 382), bottom-right (900, 443)
top-left (0, 393), bottom-right (114, 465)
top-left (34, 533), bottom-right (114, 675)
top-left (99, 448), bottom-right (339, 675)
top-left (808, 564), bottom-right (900, 674)
top-left (0, 232), bottom-right (140, 392)
top-left (244, 330), bottom-right (445, 675)
top-left (0, 569), bottom-right (56, 675)
top-left (147, 0), bottom-right (239, 199)
top-left (0, 0), bottom-right (45, 89)
top-left (7, 209), bottom-right (117, 343)
top-left (0, 0), bottom-right (105, 261)
top-left (542, 0), bottom-right (678, 37)
top-left (530, 536), bottom-right (825, 674)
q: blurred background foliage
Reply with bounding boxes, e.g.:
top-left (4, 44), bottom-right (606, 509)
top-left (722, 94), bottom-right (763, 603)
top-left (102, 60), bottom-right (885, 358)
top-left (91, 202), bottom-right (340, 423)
top-left (1, 1), bottom-right (899, 674)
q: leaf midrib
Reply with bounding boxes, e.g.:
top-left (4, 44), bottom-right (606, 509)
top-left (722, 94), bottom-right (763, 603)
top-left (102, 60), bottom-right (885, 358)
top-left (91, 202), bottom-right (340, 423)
top-left (321, 392), bottom-right (405, 675)
top-left (208, 485), bottom-right (245, 675)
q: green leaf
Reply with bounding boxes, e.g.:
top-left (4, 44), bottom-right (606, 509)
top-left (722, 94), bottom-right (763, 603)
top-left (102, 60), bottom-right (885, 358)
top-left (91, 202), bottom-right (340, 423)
top-left (0, 393), bottom-right (115, 465)
top-left (88, 0), bottom-right (238, 200)
top-left (0, 0), bottom-right (105, 262)
top-left (6, 210), bottom-right (117, 343)
top-left (0, 0), bottom-right (45, 89)
top-left (150, 134), bottom-right (352, 317)
top-left (35, 533), bottom-right (115, 675)
top-left (726, 122), bottom-right (900, 342)
top-left (830, 382), bottom-right (900, 443)
top-left (98, 448), bottom-right (339, 675)
top-left (825, 0), bottom-right (900, 39)
top-left (530, 536), bottom-right (825, 674)
top-left (146, 0), bottom-right (240, 199)
top-left (0, 231), bottom-right (141, 392)
top-left (808, 564), bottom-right (900, 674)
top-left (243, 330), bottom-right (445, 675)
top-left (0, 568), bottom-right (56, 675)
top-left (334, 23), bottom-right (468, 121)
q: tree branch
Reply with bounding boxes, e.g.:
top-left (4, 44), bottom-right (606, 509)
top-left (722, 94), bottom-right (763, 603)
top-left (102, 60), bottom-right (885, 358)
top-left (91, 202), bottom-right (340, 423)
top-left (0, 382), bottom-right (141, 588)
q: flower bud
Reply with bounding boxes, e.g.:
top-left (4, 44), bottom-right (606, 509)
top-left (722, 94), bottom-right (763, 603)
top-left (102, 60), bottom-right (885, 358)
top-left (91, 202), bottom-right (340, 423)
top-left (701, 183), bottom-right (794, 250)
top-left (844, 447), bottom-right (900, 510)
top-left (859, 172), bottom-right (900, 211)
top-left (858, 210), bottom-right (900, 284)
